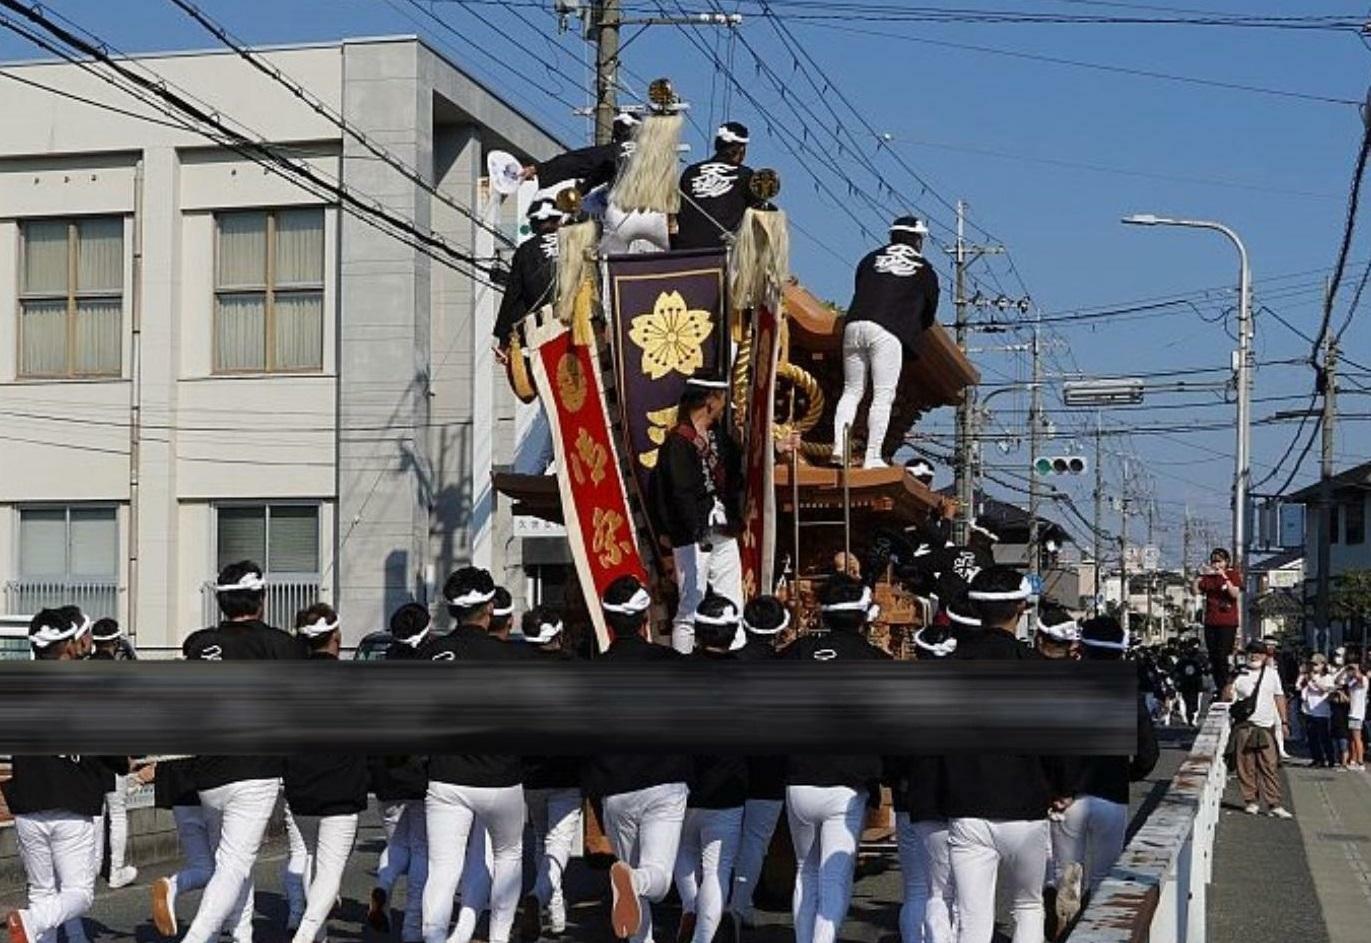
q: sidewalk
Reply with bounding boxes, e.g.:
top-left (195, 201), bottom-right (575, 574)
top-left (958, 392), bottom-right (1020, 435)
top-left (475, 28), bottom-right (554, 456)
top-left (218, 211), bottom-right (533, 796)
top-left (1209, 759), bottom-right (1371, 943)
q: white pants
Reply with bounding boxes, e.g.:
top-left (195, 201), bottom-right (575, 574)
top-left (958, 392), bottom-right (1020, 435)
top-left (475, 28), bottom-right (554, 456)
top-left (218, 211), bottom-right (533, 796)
top-left (291, 813), bottom-right (359, 943)
top-left (786, 785), bottom-right (866, 943)
top-left (526, 787), bottom-right (584, 920)
top-left (832, 320), bottom-right (903, 466)
top-left (105, 775), bottom-right (130, 873)
top-left (601, 204), bottom-right (671, 254)
top-left (13, 811), bottom-right (97, 943)
top-left (447, 827), bottom-right (495, 943)
top-left (729, 798), bottom-right (783, 919)
top-left (948, 817), bottom-right (1048, 943)
top-left (61, 813), bottom-right (102, 943)
top-left (284, 805), bottom-right (308, 923)
top-left (675, 806), bottom-right (744, 943)
top-left (671, 537), bottom-right (744, 653)
top-left (168, 806), bottom-right (254, 943)
top-left (378, 798), bottom-right (429, 942)
top-left (1050, 796), bottom-right (1126, 895)
top-left (422, 782), bottom-right (525, 943)
top-left (602, 781), bottom-right (689, 943)
top-left (896, 814), bottom-right (955, 943)
top-left (182, 778), bottom-right (280, 943)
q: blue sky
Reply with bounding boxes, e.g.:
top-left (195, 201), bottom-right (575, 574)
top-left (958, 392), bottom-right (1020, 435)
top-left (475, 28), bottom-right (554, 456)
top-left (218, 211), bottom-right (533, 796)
top-left (2, 0), bottom-right (1367, 565)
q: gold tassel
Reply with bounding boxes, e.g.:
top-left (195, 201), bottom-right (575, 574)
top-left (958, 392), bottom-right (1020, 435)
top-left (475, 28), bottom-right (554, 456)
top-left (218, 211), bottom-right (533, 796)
top-left (571, 276), bottom-right (595, 347)
top-left (508, 327), bottom-right (536, 403)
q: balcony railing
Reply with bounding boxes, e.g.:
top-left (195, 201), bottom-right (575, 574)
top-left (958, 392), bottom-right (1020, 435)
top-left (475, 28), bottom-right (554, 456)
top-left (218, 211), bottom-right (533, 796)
top-left (200, 578), bottom-right (322, 631)
top-left (3, 579), bottom-right (120, 620)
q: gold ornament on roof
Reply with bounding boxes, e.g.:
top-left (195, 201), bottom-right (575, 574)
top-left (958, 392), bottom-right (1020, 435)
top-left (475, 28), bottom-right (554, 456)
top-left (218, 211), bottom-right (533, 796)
top-left (750, 168), bottom-right (781, 202)
top-left (628, 290), bottom-right (715, 381)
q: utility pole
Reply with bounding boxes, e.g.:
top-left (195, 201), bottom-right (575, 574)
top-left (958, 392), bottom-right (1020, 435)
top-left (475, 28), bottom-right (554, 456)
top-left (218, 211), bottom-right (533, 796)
top-left (1182, 504), bottom-right (1192, 623)
top-left (1146, 500), bottom-right (1155, 640)
top-left (592, 1), bottom-right (621, 145)
top-left (1119, 459), bottom-right (1131, 633)
top-left (1093, 411), bottom-right (1104, 615)
top-left (953, 201), bottom-right (973, 545)
top-left (1027, 325), bottom-right (1043, 601)
top-left (1316, 331), bottom-right (1337, 654)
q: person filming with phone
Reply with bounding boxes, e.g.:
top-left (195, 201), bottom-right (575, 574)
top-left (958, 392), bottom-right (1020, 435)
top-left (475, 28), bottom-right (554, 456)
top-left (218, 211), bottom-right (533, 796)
top-left (1193, 547), bottom-right (1242, 699)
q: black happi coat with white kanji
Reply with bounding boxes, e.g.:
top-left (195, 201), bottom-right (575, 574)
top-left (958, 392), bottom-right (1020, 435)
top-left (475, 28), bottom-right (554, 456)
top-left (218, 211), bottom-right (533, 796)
top-left (673, 158), bottom-right (760, 250)
top-left (845, 239), bottom-right (941, 353)
top-left (534, 140), bottom-right (631, 194)
top-left (650, 422), bottom-right (744, 549)
top-left (493, 231), bottom-right (559, 344)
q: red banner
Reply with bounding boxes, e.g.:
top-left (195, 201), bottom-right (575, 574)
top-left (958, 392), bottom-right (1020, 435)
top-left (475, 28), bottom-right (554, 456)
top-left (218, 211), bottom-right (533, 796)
top-left (738, 305), bottom-right (780, 600)
top-left (528, 317), bottom-right (647, 652)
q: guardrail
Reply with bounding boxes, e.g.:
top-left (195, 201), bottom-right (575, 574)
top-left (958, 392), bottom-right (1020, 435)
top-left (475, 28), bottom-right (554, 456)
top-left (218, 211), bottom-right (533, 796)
top-left (3, 580), bottom-right (120, 620)
top-left (1069, 701), bottom-right (1230, 943)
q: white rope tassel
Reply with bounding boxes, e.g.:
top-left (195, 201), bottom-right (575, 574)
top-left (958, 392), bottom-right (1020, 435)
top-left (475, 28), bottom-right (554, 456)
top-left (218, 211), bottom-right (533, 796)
top-left (730, 206), bottom-right (790, 311)
top-left (609, 112), bottom-right (684, 214)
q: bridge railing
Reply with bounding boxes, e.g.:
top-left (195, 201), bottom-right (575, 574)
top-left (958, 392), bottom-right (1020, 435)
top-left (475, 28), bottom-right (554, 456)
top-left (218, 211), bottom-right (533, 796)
top-left (1069, 701), bottom-right (1231, 943)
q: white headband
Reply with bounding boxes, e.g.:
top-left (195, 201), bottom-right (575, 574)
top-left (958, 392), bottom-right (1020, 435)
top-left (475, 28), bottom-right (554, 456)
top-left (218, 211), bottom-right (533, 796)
top-left (890, 222), bottom-right (927, 235)
top-left (716, 125), bottom-right (749, 144)
top-left (1037, 618), bottom-right (1080, 643)
top-left (946, 608), bottom-right (981, 627)
top-left (215, 572), bottom-right (266, 592)
top-left (448, 587), bottom-right (496, 608)
top-left (398, 624), bottom-right (432, 649)
top-left (968, 577), bottom-right (1032, 602)
top-left (492, 604), bottom-right (515, 619)
top-left (1081, 635), bottom-right (1129, 651)
top-left (603, 586), bottom-right (652, 615)
top-left (686, 377), bottom-right (730, 390)
top-left (298, 616), bottom-right (339, 639)
top-left (913, 627), bottom-right (958, 657)
top-left (821, 585), bottom-right (873, 613)
top-left (742, 609), bottom-right (790, 636)
top-left (31, 622), bottom-right (79, 649)
top-left (523, 619), bottom-right (564, 644)
top-left (694, 607), bottom-right (740, 627)
top-left (91, 624), bottom-right (122, 642)
top-left (528, 203), bottom-right (563, 222)
top-left (71, 614), bottom-right (93, 640)
top-left (616, 111), bottom-right (642, 127)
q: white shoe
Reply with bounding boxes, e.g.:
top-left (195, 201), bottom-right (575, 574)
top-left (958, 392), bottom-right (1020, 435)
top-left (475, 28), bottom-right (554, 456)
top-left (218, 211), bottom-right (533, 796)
top-left (1269, 806), bottom-right (1294, 819)
top-left (109, 865), bottom-right (138, 889)
top-left (861, 458), bottom-right (889, 470)
top-left (1243, 803), bottom-right (1260, 815)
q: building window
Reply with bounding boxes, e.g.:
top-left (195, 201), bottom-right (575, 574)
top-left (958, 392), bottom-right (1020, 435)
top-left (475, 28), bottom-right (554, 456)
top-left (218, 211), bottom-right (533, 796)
top-left (214, 208), bottom-right (324, 373)
top-left (4, 506), bottom-right (119, 617)
top-left (216, 503), bottom-right (320, 577)
top-left (1346, 499), bottom-right (1365, 546)
top-left (18, 217), bottom-right (123, 377)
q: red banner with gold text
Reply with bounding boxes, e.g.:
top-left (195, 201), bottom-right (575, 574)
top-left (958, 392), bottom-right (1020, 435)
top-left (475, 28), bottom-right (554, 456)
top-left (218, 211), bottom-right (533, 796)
top-left (738, 305), bottom-right (780, 600)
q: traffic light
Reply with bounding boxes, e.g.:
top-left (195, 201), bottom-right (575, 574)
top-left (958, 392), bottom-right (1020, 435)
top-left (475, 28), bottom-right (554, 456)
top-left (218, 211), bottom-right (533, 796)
top-left (1033, 456), bottom-right (1088, 476)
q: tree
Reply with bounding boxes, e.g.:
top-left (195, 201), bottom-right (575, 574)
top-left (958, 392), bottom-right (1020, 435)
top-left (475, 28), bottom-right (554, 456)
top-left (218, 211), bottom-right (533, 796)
top-left (1330, 569), bottom-right (1371, 643)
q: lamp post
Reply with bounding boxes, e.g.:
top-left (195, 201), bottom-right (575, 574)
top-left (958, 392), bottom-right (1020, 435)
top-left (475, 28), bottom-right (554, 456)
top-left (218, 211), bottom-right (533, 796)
top-left (1121, 214), bottom-right (1252, 640)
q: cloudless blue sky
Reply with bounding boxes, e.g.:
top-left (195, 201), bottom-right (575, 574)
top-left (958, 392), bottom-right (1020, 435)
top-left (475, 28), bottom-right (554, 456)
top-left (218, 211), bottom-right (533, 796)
top-left (2, 0), bottom-right (1367, 564)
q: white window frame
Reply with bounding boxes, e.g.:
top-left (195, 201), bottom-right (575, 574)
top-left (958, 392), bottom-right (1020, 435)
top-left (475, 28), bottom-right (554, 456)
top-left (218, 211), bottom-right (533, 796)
top-left (212, 500), bottom-right (322, 579)
top-left (17, 216), bottom-right (124, 378)
top-left (15, 504), bottom-right (120, 582)
top-left (212, 208), bottom-right (325, 375)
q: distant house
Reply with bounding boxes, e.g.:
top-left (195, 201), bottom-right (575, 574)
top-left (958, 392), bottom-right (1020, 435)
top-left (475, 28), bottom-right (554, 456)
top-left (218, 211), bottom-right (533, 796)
top-left (1287, 460), bottom-right (1371, 649)
top-left (1247, 547), bottom-right (1305, 643)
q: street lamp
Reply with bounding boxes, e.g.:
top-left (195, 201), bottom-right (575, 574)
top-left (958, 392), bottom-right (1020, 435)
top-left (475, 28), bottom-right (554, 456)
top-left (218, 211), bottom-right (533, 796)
top-left (1121, 213), bottom-right (1253, 640)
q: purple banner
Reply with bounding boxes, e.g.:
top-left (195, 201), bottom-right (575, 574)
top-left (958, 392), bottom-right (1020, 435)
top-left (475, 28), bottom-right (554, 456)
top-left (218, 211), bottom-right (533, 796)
top-left (606, 249), bottom-right (729, 558)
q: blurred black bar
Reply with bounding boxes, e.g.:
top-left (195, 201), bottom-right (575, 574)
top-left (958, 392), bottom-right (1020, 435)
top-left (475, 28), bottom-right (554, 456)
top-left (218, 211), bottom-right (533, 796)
top-left (0, 661), bottom-right (1137, 755)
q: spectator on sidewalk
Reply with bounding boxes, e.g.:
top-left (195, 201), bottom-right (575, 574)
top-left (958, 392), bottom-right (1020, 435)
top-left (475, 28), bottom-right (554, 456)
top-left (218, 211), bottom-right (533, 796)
top-left (1232, 640), bottom-right (1293, 819)
top-left (1342, 661), bottom-right (1366, 771)
top-left (1298, 655), bottom-right (1338, 769)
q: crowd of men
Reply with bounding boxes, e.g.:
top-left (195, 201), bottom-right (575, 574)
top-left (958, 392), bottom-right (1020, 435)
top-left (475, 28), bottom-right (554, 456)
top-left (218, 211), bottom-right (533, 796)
top-left (5, 552), bottom-right (1159, 943)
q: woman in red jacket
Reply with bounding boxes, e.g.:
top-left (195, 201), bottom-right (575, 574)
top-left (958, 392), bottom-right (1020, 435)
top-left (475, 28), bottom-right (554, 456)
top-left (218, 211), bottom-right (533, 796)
top-left (1194, 547), bottom-right (1243, 697)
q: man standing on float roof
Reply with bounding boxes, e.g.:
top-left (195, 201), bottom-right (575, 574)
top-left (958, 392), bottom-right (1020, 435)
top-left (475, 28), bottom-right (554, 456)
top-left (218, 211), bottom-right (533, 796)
top-left (831, 215), bottom-right (940, 469)
top-left (673, 122), bottom-right (764, 250)
top-left (492, 197), bottom-right (566, 357)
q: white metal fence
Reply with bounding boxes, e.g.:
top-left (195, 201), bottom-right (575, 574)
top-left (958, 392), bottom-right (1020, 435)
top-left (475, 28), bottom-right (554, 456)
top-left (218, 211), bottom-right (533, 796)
top-left (1069, 701), bottom-right (1231, 943)
top-left (200, 578), bottom-right (321, 631)
top-left (3, 580), bottom-right (119, 620)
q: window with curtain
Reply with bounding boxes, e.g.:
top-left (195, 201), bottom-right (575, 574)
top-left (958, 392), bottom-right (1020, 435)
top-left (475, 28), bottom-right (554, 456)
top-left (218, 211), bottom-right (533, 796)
top-left (18, 506), bottom-right (118, 581)
top-left (216, 503), bottom-right (320, 576)
top-left (214, 208), bottom-right (324, 373)
top-left (19, 218), bottom-right (124, 377)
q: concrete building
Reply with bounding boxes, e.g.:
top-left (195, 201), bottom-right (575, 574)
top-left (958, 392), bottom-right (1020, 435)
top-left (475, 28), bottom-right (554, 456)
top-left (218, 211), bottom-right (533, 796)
top-left (0, 37), bottom-right (562, 652)
top-left (1288, 461), bottom-right (1371, 649)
